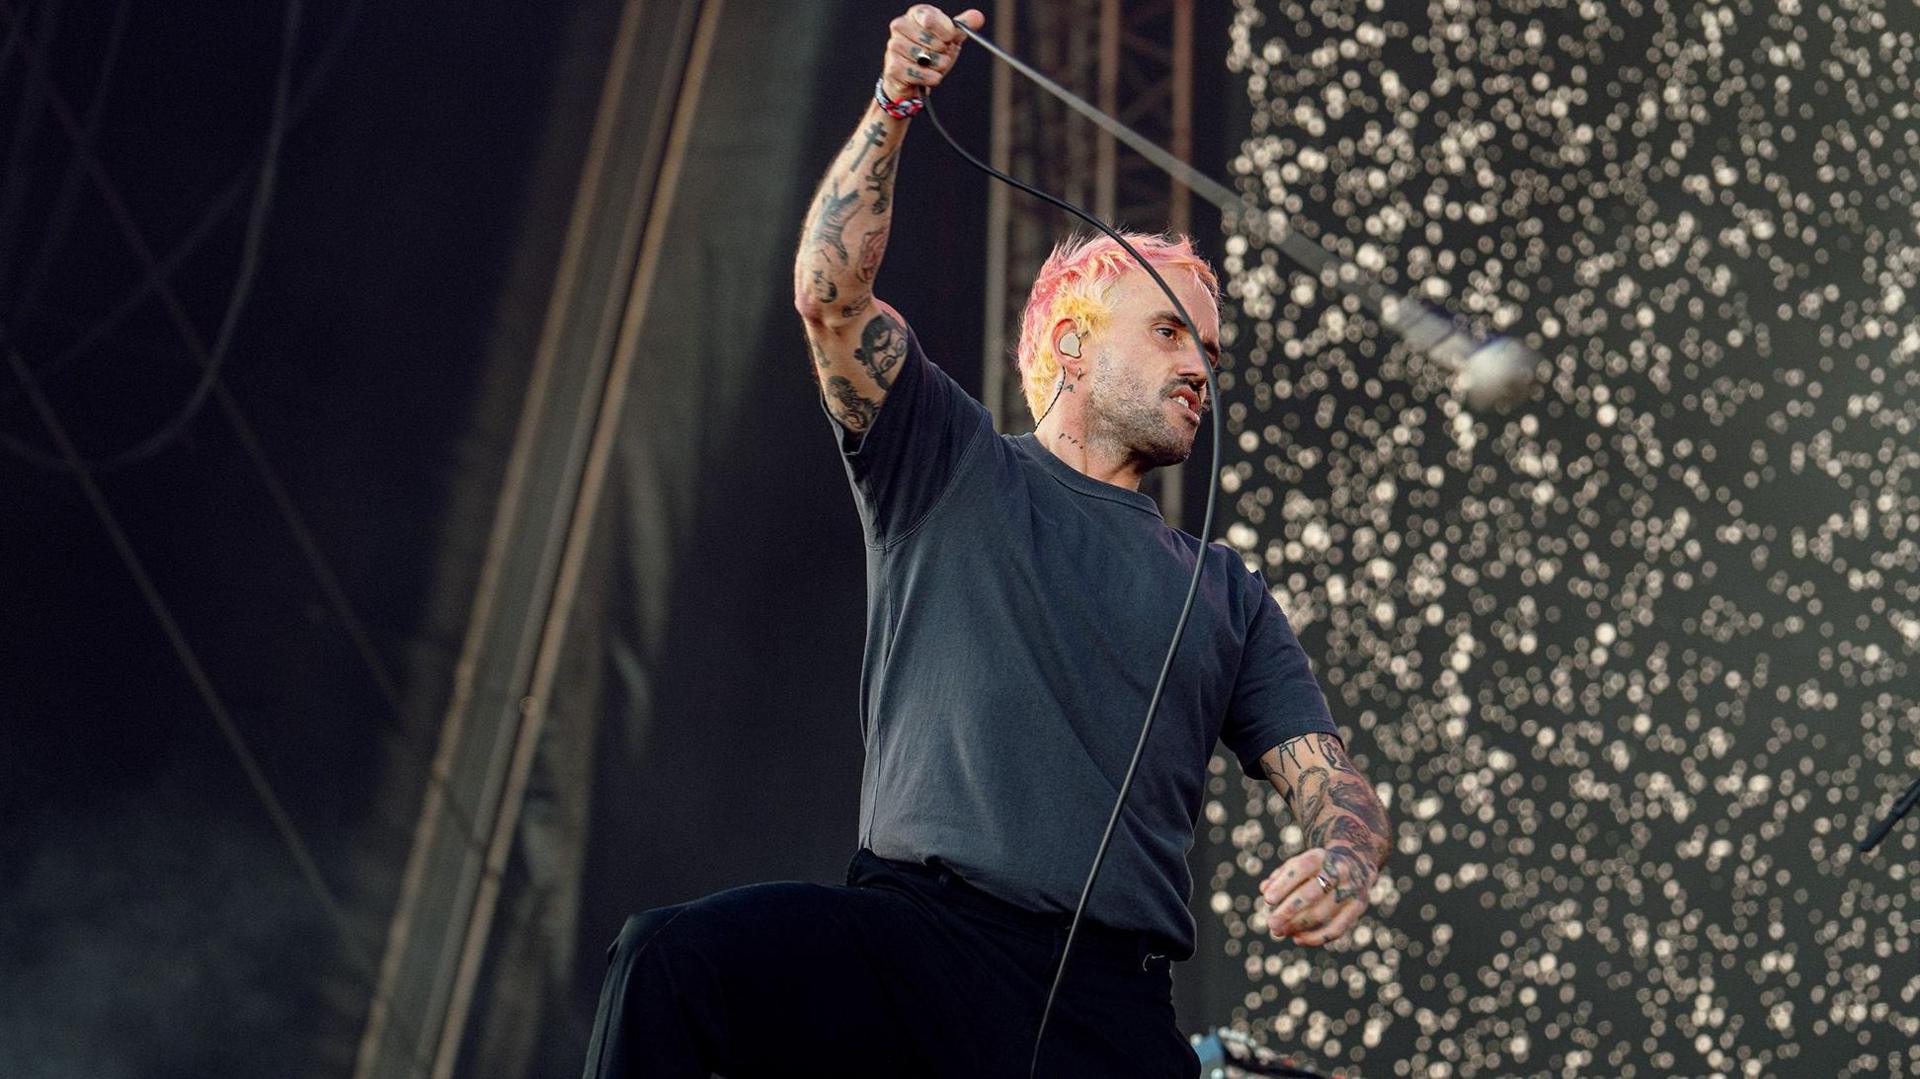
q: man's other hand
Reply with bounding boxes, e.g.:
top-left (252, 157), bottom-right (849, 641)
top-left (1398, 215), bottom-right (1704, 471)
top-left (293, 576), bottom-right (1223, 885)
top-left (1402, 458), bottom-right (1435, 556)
top-left (1258, 846), bottom-right (1373, 947)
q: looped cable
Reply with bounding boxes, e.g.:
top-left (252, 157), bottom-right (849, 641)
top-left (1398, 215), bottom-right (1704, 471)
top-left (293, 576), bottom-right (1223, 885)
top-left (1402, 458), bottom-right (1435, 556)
top-left (918, 88), bottom-right (1224, 1079)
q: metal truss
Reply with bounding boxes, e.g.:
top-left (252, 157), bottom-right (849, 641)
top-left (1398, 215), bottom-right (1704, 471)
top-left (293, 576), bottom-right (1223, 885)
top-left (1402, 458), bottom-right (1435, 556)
top-left (981, 0), bottom-right (1194, 517)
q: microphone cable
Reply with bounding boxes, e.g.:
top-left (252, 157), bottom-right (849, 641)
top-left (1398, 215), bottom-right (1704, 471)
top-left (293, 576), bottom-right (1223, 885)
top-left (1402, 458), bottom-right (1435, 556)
top-left (918, 80), bottom-right (1224, 1078)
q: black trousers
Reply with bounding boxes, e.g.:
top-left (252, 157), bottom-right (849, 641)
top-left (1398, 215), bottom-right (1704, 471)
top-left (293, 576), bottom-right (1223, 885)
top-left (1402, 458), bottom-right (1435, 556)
top-left (581, 849), bottom-right (1199, 1078)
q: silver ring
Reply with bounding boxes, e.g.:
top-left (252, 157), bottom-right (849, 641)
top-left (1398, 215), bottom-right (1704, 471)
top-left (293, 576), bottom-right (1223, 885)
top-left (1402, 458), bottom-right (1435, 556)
top-left (913, 49), bottom-right (937, 67)
top-left (1315, 872), bottom-right (1334, 894)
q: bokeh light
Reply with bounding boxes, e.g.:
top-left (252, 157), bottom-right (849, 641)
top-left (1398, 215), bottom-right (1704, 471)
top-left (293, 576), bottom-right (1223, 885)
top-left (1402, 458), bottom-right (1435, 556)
top-left (1201, 0), bottom-right (1920, 1074)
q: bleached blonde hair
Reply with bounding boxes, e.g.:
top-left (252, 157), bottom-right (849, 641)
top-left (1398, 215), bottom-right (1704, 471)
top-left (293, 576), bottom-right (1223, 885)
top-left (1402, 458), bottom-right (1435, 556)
top-left (1014, 232), bottom-right (1220, 420)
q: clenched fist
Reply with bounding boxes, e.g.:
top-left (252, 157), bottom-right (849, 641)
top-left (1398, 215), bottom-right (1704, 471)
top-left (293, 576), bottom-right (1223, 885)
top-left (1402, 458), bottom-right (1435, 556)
top-left (1258, 845), bottom-right (1376, 947)
top-left (880, 5), bottom-right (985, 105)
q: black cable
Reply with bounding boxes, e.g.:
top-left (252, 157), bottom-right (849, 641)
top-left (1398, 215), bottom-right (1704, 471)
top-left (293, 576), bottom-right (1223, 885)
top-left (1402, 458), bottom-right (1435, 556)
top-left (3, 0), bottom-right (368, 399)
top-left (3, 0), bottom-right (131, 322)
top-left (6, 349), bottom-right (377, 978)
top-left (918, 91), bottom-right (1224, 1079)
top-left (0, 0), bottom-right (500, 887)
top-left (0, 0), bottom-right (299, 470)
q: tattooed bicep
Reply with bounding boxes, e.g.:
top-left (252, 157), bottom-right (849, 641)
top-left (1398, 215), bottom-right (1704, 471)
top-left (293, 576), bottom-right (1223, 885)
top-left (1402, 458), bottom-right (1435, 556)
top-left (805, 301), bottom-right (911, 439)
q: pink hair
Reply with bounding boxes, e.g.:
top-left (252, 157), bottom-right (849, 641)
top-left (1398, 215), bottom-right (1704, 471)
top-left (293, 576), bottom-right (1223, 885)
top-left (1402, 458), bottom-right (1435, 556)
top-left (1013, 231), bottom-right (1220, 421)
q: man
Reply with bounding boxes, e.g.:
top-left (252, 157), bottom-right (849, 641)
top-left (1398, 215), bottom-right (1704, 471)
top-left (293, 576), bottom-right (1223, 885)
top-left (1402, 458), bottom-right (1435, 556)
top-left (581, 7), bottom-right (1390, 1077)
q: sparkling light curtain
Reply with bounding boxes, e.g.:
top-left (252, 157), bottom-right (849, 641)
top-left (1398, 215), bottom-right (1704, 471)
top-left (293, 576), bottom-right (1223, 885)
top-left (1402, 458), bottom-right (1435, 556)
top-left (1203, 1), bottom-right (1919, 1075)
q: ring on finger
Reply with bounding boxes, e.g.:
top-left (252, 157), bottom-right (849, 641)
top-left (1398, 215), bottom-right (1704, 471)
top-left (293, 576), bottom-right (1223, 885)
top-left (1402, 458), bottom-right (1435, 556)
top-left (1315, 872), bottom-right (1334, 894)
top-left (912, 48), bottom-right (937, 67)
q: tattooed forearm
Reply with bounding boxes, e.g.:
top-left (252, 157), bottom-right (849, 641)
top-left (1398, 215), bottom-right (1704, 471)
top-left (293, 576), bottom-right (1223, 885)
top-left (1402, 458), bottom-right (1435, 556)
top-left (1328, 776), bottom-right (1390, 838)
top-left (1264, 762), bottom-right (1329, 826)
top-left (795, 104), bottom-right (913, 426)
top-left (1271, 733), bottom-right (1317, 781)
top-left (795, 102), bottom-right (909, 324)
top-left (1312, 732), bottom-right (1364, 780)
top-left (806, 182), bottom-right (861, 264)
top-left (866, 144), bottom-right (900, 215)
top-left (1261, 734), bottom-right (1391, 905)
top-left (856, 225), bottom-right (889, 285)
top-left (807, 269), bottom-right (838, 307)
top-left (848, 119), bottom-right (886, 171)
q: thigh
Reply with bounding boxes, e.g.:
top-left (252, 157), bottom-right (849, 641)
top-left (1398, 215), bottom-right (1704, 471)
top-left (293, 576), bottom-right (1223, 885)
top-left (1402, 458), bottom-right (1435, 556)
top-left (837, 860), bottom-right (1193, 1078)
top-left (1041, 960), bottom-right (1198, 1079)
top-left (876, 905), bottom-right (1191, 1078)
top-left (620, 879), bottom-right (941, 1077)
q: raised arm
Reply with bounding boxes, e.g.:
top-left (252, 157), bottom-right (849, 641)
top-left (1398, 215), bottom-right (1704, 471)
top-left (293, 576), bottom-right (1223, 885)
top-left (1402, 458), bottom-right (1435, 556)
top-left (1255, 732), bottom-right (1391, 947)
top-left (792, 6), bottom-right (982, 441)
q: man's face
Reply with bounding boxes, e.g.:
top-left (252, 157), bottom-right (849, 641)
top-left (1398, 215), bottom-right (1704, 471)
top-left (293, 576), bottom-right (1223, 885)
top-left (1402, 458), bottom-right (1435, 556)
top-left (1082, 267), bottom-right (1220, 468)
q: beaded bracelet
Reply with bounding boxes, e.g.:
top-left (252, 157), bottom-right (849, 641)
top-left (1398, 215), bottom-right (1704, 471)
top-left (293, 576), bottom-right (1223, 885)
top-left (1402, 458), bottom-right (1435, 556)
top-left (874, 77), bottom-right (924, 119)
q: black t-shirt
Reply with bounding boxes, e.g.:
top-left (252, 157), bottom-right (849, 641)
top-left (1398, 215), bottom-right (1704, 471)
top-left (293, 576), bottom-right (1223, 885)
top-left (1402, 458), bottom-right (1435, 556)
top-left (822, 328), bottom-right (1339, 957)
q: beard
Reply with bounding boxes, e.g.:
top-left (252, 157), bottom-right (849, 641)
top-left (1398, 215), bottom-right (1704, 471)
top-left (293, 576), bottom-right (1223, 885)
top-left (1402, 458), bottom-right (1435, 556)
top-left (1084, 359), bottom-right (1196, 469)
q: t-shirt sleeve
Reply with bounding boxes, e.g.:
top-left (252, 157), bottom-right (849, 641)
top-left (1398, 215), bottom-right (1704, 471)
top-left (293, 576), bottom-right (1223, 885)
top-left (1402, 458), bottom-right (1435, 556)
top-left (820, 325), bottom-right (993, 546)
top-left (1219, 570), bottom-right (1341, 779)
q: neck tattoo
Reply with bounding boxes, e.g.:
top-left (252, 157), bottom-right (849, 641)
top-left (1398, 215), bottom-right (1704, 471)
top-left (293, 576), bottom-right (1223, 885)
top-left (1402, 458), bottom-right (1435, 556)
top-left (1056, 432), bottom-right (1085, 449)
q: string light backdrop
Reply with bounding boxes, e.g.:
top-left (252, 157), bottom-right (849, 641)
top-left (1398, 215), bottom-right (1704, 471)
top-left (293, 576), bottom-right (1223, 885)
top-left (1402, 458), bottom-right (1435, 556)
top-left (1199, 1), bottom-right (1920, 1075)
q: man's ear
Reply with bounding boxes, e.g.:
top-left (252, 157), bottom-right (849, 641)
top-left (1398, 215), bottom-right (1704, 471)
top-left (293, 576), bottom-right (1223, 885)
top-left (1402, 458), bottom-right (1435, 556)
top-left (1051, 316), bottom-right (1084, 370)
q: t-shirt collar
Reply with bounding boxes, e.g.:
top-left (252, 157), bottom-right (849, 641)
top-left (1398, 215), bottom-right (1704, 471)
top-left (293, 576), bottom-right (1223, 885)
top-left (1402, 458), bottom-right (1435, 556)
top-left (1012, 432), bottom-right (1164, 517)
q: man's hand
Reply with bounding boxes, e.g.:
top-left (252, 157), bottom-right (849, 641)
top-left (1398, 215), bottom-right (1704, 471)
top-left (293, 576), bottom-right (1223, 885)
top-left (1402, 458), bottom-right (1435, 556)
top-left (881, 6), bottom-right (984, 104)
top-left (1260, 847), bottom-right (1367, 947)
top-left (1255, 733), bottom-right (1389, 947)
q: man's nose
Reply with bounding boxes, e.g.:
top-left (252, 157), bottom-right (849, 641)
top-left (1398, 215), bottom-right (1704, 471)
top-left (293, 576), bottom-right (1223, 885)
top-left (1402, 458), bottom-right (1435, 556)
top-left (1172, 351), bottom-right (1211, 388)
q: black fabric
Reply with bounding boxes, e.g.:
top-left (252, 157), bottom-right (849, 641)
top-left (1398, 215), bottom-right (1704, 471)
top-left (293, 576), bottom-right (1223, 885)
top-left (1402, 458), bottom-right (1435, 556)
top-left (822, 329), bottom-right (1340, 955)
top-left (580, 849), bottom-right (1199, 1078)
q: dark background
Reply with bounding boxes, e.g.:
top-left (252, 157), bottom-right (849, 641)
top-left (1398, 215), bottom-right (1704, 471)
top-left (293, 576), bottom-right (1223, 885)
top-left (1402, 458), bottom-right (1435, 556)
top-left (0, 0), bottom-right (1201, 1073)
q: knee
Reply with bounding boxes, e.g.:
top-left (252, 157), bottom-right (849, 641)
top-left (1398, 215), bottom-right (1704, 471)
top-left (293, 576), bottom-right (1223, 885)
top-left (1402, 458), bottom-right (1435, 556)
top-left (608, 904), bottom-right (690, 969)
